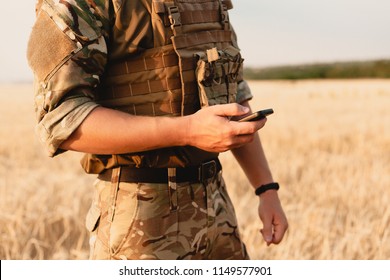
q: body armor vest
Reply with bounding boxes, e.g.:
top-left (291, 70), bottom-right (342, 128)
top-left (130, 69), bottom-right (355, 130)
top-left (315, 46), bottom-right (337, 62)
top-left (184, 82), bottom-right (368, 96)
top-left (97, 0), bottom-right (242, 116)
top-left (82, 0), bottom-right (244, 173)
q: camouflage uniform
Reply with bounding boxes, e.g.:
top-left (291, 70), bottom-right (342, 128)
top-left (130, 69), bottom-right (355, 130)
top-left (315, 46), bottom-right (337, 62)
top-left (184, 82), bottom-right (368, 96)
top-left (87, 169), bottom-right (248, 259)
top-left (27, 0), bottom-right (252, 260)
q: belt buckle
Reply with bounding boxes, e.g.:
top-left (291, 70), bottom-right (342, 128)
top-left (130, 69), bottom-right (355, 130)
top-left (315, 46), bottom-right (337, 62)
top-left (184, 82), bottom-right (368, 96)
top-left (199, 160), bottom-right (217, 182)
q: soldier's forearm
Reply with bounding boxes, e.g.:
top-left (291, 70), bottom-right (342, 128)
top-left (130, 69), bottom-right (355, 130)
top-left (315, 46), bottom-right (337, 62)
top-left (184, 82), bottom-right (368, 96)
top-left (60, 106), bottom-right (190, 154)
top-left (60, 102), bottom-right (264, 155)
top-left (231, 133), bottom-right (274, 187)
top-left (231, 102), bottom-right (274, 187)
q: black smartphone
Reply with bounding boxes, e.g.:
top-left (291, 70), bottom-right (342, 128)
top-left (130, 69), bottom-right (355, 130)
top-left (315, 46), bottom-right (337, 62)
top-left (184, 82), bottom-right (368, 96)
top-left (238, 108), bottom-right (274, 122)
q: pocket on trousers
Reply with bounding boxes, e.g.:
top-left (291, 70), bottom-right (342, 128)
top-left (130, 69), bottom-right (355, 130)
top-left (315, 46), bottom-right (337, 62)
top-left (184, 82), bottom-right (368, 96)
top-left (109, 183), bottom-right (139, 254)
top-left (111, 185), bottom-right (178, 259)
top-left (85, 203), bottom-right (101, 232)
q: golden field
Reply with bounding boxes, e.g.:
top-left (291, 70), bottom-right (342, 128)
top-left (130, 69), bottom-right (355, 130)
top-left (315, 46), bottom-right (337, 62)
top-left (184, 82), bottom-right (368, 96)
top-left (0, 80), bottom-right (389, 260)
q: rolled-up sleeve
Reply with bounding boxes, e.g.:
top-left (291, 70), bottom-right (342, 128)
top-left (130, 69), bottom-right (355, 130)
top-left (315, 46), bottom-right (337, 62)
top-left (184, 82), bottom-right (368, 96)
top-left (27, 0), bottom-right (110, 156)
top-left (236, 80), bottom-right (253, 104)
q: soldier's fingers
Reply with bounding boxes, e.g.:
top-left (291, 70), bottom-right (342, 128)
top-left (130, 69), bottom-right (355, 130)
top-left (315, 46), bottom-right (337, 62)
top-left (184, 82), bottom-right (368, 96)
top-left (271, 218), bottom-right (289, 245)
top-left (231, 117), bottom-right (267, 136)
top-left (209, 103), bottom-right (249, 118)
top-left (260, 219), bottom-right (274, 246)
top-left (260, 229), bottom-right (273, 246)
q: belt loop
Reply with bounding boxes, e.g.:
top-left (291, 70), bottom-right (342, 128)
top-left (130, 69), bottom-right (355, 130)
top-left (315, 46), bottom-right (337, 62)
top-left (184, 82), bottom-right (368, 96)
top-left (108, 167), bottom-right (121, 223)
top-left (168, 168), bottom-right (178, 211)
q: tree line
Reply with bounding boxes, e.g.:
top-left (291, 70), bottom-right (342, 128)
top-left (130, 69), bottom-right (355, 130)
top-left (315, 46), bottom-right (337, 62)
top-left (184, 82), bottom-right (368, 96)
top-left (244, 59), bottom-right (390, 80)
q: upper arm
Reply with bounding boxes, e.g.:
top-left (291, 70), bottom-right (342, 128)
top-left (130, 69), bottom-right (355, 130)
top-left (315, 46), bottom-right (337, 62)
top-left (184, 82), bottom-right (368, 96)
top-left (26, 0), bottom-right (111, 155)
top-left (27, 0), bottom-right (110, 120)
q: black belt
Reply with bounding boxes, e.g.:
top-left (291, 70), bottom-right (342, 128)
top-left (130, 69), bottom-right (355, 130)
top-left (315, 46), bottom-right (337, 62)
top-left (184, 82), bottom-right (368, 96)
top-left (98, 159), bottom-right (222, 183)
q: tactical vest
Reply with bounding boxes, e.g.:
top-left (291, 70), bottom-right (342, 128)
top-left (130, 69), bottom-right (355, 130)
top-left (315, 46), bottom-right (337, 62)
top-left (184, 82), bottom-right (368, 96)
top-left (82, 0), bottom-right (244, 173)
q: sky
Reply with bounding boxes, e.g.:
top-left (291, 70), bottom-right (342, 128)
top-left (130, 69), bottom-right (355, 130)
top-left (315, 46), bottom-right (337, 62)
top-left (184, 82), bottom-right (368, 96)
top-left (1, 0), bottom-right (390, 83)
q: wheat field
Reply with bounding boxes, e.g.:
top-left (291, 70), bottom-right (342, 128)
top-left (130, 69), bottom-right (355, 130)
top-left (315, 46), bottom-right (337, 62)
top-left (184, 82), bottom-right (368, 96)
top-left (0, 80), bottom-right (389, 260)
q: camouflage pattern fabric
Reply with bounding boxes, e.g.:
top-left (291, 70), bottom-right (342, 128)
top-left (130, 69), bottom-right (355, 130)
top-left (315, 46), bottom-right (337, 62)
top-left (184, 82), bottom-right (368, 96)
top-left (28, 1), bottom-right (252, 259)
top-left (27, 0), bottom-right (110, 156)
top-left (86, 169), bottom-right (249, 260)
top-left (27, 0), bottom-right (253, 160)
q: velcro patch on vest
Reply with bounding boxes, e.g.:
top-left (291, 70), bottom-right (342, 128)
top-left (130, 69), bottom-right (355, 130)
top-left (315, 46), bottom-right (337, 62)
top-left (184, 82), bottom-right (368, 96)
top-left (27, 10), bottom-right (76, 82)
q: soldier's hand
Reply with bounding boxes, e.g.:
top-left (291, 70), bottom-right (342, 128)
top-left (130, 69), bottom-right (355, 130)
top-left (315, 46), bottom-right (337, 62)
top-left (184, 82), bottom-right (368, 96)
top-left (258, 190), bottom-right (288, 246)
top-left (186, 103), bottom-right (266, 153)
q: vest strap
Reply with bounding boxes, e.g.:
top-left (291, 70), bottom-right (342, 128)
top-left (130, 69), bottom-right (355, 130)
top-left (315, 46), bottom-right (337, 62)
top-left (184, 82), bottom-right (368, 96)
top-left (101, 78), bottom-right (182, 100)
top-left (172, 30), bottom-right (232, 50)
top-left (107, 53), bottom-right (179, 76)
top-left (219, 0), bottom-right (230, 30)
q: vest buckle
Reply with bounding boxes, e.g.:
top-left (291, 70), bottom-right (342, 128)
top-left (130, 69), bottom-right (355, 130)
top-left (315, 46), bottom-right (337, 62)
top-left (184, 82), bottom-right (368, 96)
top-left (168, 6), bottom-right (181, 27)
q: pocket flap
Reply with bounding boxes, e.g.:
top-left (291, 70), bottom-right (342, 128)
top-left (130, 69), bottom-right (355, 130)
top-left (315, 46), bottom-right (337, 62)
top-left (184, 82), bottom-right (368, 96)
top-left (85, 204), bottom-right (101, 232)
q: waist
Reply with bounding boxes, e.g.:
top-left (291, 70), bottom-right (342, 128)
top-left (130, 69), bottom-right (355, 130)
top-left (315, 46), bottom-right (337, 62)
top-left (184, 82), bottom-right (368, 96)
top-left (98, 159), bottom-right (222, 184)
top-left (81, 147), bottom-right (219, 174)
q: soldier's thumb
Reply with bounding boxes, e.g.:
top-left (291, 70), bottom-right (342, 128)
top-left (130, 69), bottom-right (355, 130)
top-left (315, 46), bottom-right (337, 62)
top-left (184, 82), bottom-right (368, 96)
top-left (260, 227), bottom-right (273, 246)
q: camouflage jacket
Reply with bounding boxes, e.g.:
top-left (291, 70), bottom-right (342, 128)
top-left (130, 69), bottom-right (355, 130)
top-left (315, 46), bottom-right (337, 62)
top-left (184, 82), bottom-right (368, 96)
top-left (27, 0), bottom-right (253, 173)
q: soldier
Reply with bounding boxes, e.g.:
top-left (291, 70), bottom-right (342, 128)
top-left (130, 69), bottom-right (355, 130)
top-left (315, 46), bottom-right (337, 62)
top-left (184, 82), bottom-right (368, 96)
top-left (27, 0), bottom-right (288, 259)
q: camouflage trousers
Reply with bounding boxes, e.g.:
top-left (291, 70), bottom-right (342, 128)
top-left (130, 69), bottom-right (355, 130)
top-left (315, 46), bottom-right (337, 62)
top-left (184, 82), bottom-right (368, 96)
top-left (85, 168), bottom-right (249, 260)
